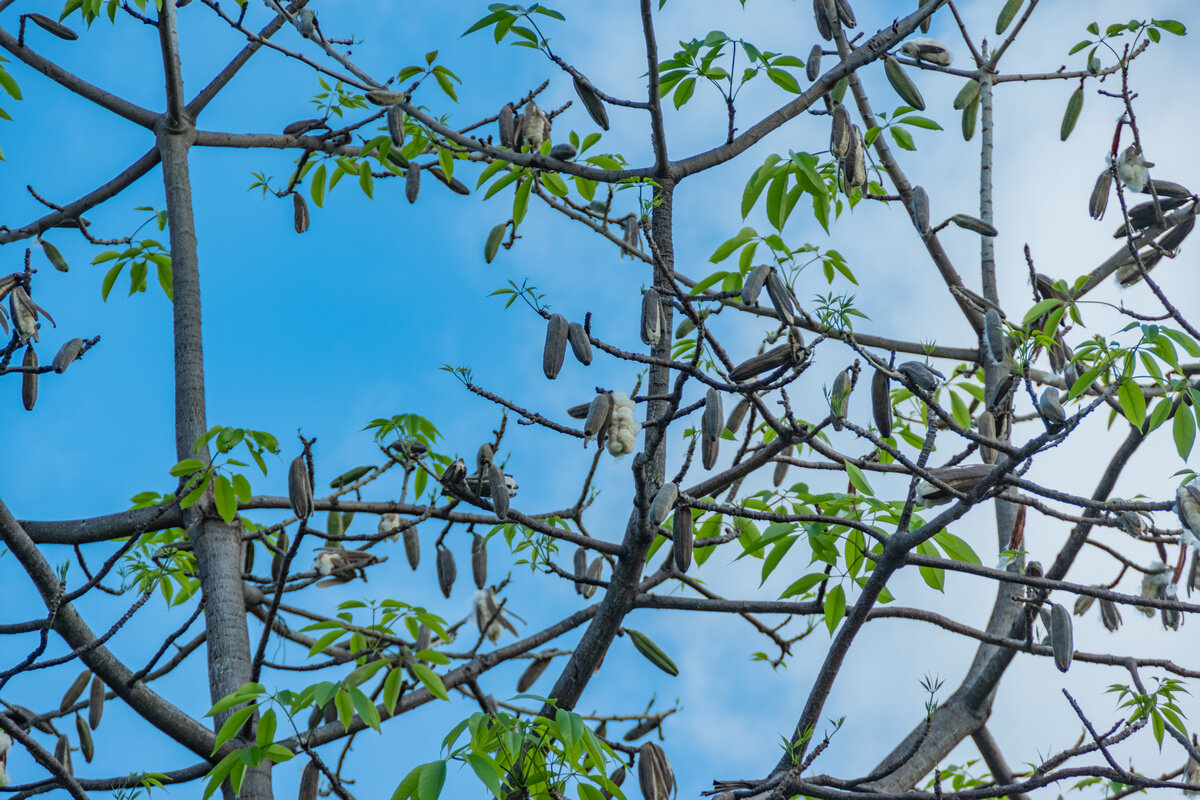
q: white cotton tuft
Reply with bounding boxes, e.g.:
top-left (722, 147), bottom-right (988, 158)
top-left (315, 552), bottom-right (338, 576)
top-left (606, 392), bottom-right (640, 457)
top-left (1112, 146), bottom-right (1151, 192)
top-left (379, 513), bottom-right (402, 541)
top-left (900, 37), bottom-right (952, 66)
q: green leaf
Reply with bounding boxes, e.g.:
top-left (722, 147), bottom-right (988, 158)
top-left (417, 760), bottom-right (447, 800)
top-left (463, 753), bottom-right (503, 799)
top-left (996, 0), bottom-right (1022, 34)
top-left (844, 460), bottom-right (874, 495)
top-left (915, 539), bottom-right (945, 591)
top-left (673, 76), bottom-right (696, 108)
top-left (213, 474), bottom-right (237, 523)
top-left (350, 686), bottom-right (382, 732)
top-left (1153, 19), bottom-right (1186, 35)
top-left (898, 115), bottom-right (943, 131)
top-left (1174, 404), bottom-right (1196, 459)
top-left (512, 177), bottom-right (532, 225)
top-left (709, 227), bottom-right (756, 263)
top-left (1117, 378), bottom-right (1146, 429)
top-left (484, 224), bottom-right (505, 264)
top-left (934, 530), bottom-right (981, 565)
top-left (390, 765), bottom-right (422, 800)
top-left (256, 708), bottom-right (277, 748)
top-left (1021, 298), bottom-right (1063, 325)
top-left (310, 163), bottom-right (327, 208)
top-left (212, 705), bottom-right (255, 754)
top-left (169, 458), bottom-right (205, 477)
top-left (823, 584), bottom-right (845, 633)
top-left (780, 572), bottom-right (827, 599)
top-left (889, 126), bottom-right (916, 151)
top-left (412, 663), bottom-right (449, 700)
top-left (0, 66), bottom-right (20, 100)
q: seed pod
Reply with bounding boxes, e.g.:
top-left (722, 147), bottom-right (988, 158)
top-left (290, 190), bottom-right (310, 234)
top-left (640, 288), bottom-right (663, 346)
top-left (951, 214), bottom-right (998, 237)
top-left (884, 56), bottom-right (925, 110)
top-left (1049, 602), bottom-right (1073, 672)
top-left (638, 742), bottom-right (677, 800)
top-left (806, 45), bottom-right (823, 82)
top-left (829, 369), bottom-right (853, 431)
top-left (1114, 249), bottom-right (1164, 287)
top-left (427, 166), bottom-right (470, 196)
top-left (472, 533), bottom-right (488, 589)
top-left (1145, 178), bottom-right (1191, 198)
top-left (405, 164), bottom-right (420, 203)
top-left (436, 547), bottom-right (456, 598)
top-left (896, 361), bottom-right (944, 392)
top-left (55, 733), bottom-right (72, 775)
top-left (61, 669), bottom-right (92, 712)
top-left (830, 103), bottom-right (851, 158)
top-left (573, 75), bottom-right (610, 130)
top-left (282, 118), bottom-right (325, 136)
top-left (1074, 591), bottom-right (1096, 616)
top-left (583, 392), bottom-right (613, 447)
top-left (914, 464), bottom-right (994, 507)
top-left (10, 286), bottom-right (39, 343)
top-left (488, 463), bottom-right (510, 520)
top-left (1162, 583), bottom-right (1182, 630)
top-left (498, 104), bottom-right (515, 148)
top-left (1157, 215), bottom-right (1196, 252)
top-left (623, 216), bottom-right (640, 251)
top-left (952, 79), bottom-right (980, 110)
top-left (626, 628), bottom-right (679, 676)
top-left (52, 338), bottom-right (85, 373)
top-left (701, 436), bottom-right (719, 471)
top-left (28, 12), bottom-right (79, 39)
top-left (834, 0), bottom-right (855, 27)
top-left (1089, 168), bottom-right (1112, 220)
top-left (521, 101), bottom-right (549, 151)
top-left (978, 410), bottom-right (998, 463)
top-left (365, 89), bottom-right (406, 106)
top-left (918, 0), bottom-right (935, 32)
top-left (773, 444), bottom-right (793, 487)
top-left (672, 506), bottom-right (693, 573)
top-left (843, 124), bottom-right (866, 193)
top-left (812, 0), bottom-right (834, 40)
top-left (730, 344), bottom-right (793, 382)
top-left (911, 185), bottom-right (930, 236)
top-left (271, 530), bottom-right (289, 584)
top-left (582, 557), bottom-right (603, 599)
top-left (962, 97), bottom-right (979, 141)
top-left (394, 524), bottom-right (418, 571)
top-left (88, 675), bottom-right (105, 729)
top-left (650, 482), bottom-right (678, 526)
top-left (298, 761), bottom-right (319, 800)
top-left (1038, 388), bottom-right (1066, 434)
top-left (871, 369), bottom-right (892, 438)
top-left (543, 314), bottom-right (568, 379)
top-left (567, 321), bottom-right (592, 366)
top-left (516, 656), bottom-right (552, 692)
top-left (416, 623), bottom-right (432, 654)
top-left (741, 264), bottom-right (770, 306)
top-left (726, 398), bottom-right (750, 434)
top-left (549, 142), bottom-right (577, 162)
top-left (1060, 87), bottom-right (1083, 141)
top-left (75, 713), bottom-right (93, 762)
top-left (765, 270), bottom-right (796, 325)
top-left (287, 456), bottom-right (313, 520)
top-left (573, 547), bottom-right (587, 595)
top-left (900, 38), bottom-right (951, 65)
top-left (40, 240), bottom-right (69, 273)
top-left (22, 346), bottom-right (37, 411)
top-left (624, 718), bottom-right (661, 742)
top-left (1097, 597), bottom-right (1122, 631)
top-left (702, 388), bottom-right (724, 442)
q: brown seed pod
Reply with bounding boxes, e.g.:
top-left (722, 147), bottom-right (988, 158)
top-left (27, 12), bottom-right (79, 40)
top-left (417, 623), bottom-right (432, 653)
top-left (477, 443), bottom-right (495, 472)
top-left (403, 526), bottom-right (420, 570)
top-left (806, 44), bottom-right (822, 81)
top-left (701, 434), bottom-right (719, 471)
top-left (978, 410), bottom-right (998, 464)
top-left (271, 530), bottom-right (289, 584)
top-left (386, 106), bottom-right (405, 148)
top-left (60, 669), bottom-right (92, 712)
top-left (55, 733), bottom-right (72, 775)
top-left (436, 547), bottom-right (457, 598)
top-left (843, 125), bottom-right (866, 193)
top-left (488, 462), bottom-right (510, 519)
top-left (543, 314), bottom-right (568, 379)
top-left (567, 321), bottom-right (592, 365)
top-left (405, 163), bottom-right (421, 203)
top-left (774, 444), bottom-right (793, 487)
top-left (88, 675), bottom-right (105, 730)
top-left (812, 0), bottom-right (834, 40)
top-left (830, 103), bottom-right (851, 158)
top-left (950, 214), bottom-right (998, 237)
top-left (640, 288), bottom-right (663, 346)
top-left (702, 388), bottom-right (723, 443)
top-left (583, 392), bottom-right (614, 446)
top-left (567, 402), bottom-right (591, 420)
top-left (365, 89), bottom-right (406, 106)
top-left (623, 216), bottom-right (640, 251)
top-left (638, 742), bottom-right (676, 800)
top-left (293, 192), bottom-right (309, 234)
top-left (919, 0), bottom-right (935, 32)
top-left (1156, 215), bottom-right (1196, 252)
top-left (10, 285), bottom-right (41, 344)
top-left (574, 547), bottom-right (587, 595)
top-left (730, 344), bottom-right (793, 382)
top-left (75, 713), bottom-right (93, 763)
top-left (427, 166), bottom-right (470, 196)
top-left (871, 368), bottom-right (892, 438)
top-left (573, 75), bottom-right (610, 131)
top-left (830, 368), bottom-right (852, 430)
top-left (1050, 602), bottom-right (1073, 672)
top-left (650, 482), bottom-right (678, 526)
top-left (1089, 168), bottom-right (1112, 220)
top-left (673, 506), bottom-right (693, 573)
top-left (914, 463), bottom-right (993, 507)
top-left (594, 720), bottom-right (608, 740)
top-left (323, 700), bottom-right (338, 726)
top-left (22, 346), bottom-right (37, 411)
top-left (52, 338), bottom-right (85, 373)
top-left (242, 539), bottom-right (254, 575)
top-left (884, 56), bottom-right (925, 110)
top-left (1074, 592), bottom-right (1096, 616)
top-left (282, 118), bottom-right (325, 136)
top-left (498, 104), bottom-right (515, 148)
top-left (623, 718), bottom-right (661, 742)
top-left (472, 533), bottom-right (488, 589)
top-left (287, 456), bottom-right (314, 520)
top-left (834, 0), bottom-right (856, 26)
top-left (521, 101), bottom-right (549, 151)
top-left (298, 761), bottom-right (320, 800)
top-left (764, 270), bottom-right (796, 325)
top-left (911, 185), bottom-right (930, 236)
top-left (726, 397), bottom-right (750, 434)
top-left (516, 656), bottom-right (552, 692)
top-left (582, 557), bottom-right (603, 599)
top-left (742, 264), bottom-right (770, 306)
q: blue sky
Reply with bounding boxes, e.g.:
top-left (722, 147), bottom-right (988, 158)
top-left (4, 0), bottom-right (1200, 797)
